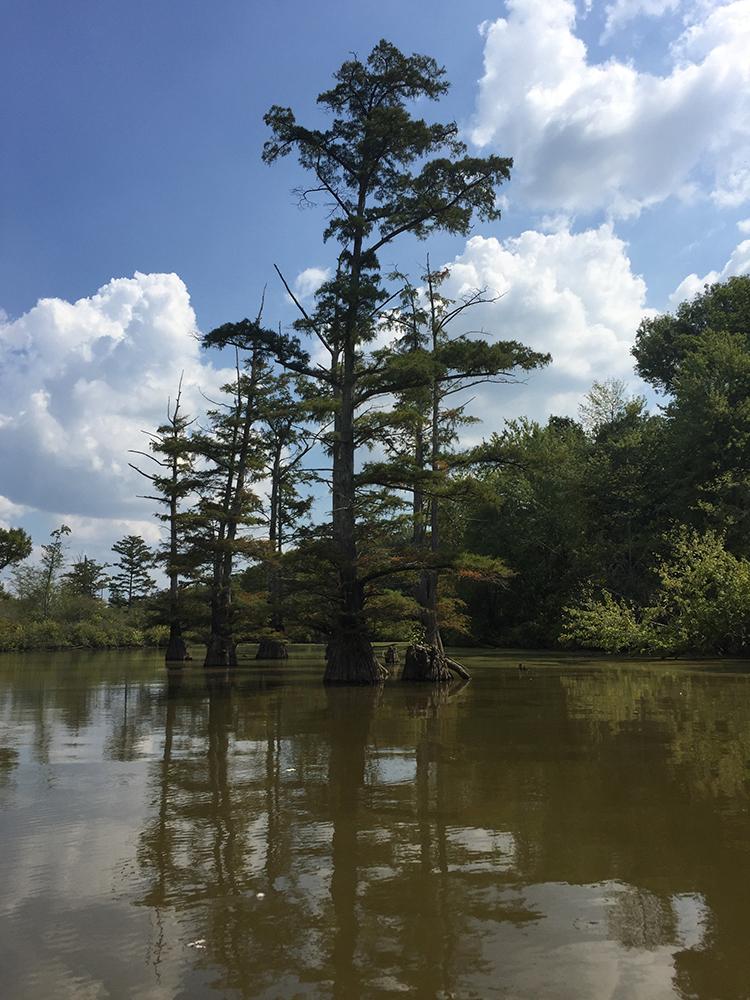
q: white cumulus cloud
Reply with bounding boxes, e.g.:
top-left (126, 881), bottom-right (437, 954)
top-left (472, 0), bottom-right (750, 216)
top-left (0, 272), bottom-right (229, 520)
top-left (293, 267), bottom-right (331, 300)
top-left (441, 224), bottom-right (654, 426)
top-left (602, 0), bottom-right (680, 38)
top-left (668, 237), bottom-right (750, 305)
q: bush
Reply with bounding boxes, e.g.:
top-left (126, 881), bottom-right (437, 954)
top-left (22, 619), bottom-right (67, 651)
top-left (0, 618), bottom-right (24, 652)
top-left (563, 529), bottom-right (750, 656)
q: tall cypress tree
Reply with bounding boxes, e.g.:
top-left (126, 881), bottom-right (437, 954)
top-left (366, 261), bottom-right (549, 678)
top-left (260, 40), bottom-right (514, 683)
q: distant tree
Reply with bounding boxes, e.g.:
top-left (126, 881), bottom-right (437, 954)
top-left (254, 373), bottom-right (315, 659)
top-left (460, 419), bottom-right (591, 646)
top-left (577, 378), bottom-right (646, 437)
top-left (634, 276), bottom-right (750, 555)
top-left (131, 383), bottom-right (196, 664)
top-left (40, 525), bottom-right (71, 618)
top-left (109, 535), bottom-right (157, 608)
top-left (0, 527), bottom-right (33, 574)
top-left (190, 330), bottom-right (271, 667)
top-left (63, 556), bottom-right (109, 599)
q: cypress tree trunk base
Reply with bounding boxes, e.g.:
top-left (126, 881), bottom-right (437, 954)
top-left (323, 631), bottom-right (388, 685)
top-left (203, 636), bottom-right (238, 669)
top-left (256, 639), bottom-right (289, 660)
top-left (165, 625), bottom-right (191, 665)
top-left (401, 643), bottom-right (471, 682)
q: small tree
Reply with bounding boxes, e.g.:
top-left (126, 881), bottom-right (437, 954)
top-left (63, 556), bottom-right (109, 599)
top-left (131, 383), bottom-right (196, 664)
top-left (40, 525), bottom-right (71, 618)
top-left (110, 535), bottom-right (157, 608)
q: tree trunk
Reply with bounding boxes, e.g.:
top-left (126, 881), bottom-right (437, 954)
top-left (401, 642), bottom-right (452, 682)
top-left (323, 224), bottom-right (383, 684)
top-left (256, 639), bottom-right (288, 660)
top-left (324, 629), bottom-right (387, 685)
top-left (401, 642), bottom-right (471, 682)
top-left (204, 631), bottom-right (238, 668)
top-left (165, 622), bottom-right (191, 664)
top-left (414, 567), bottom-right (441, 648)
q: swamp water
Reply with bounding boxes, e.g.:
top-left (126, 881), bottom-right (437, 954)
top-left (1, 648), bottom-right (749, 1000)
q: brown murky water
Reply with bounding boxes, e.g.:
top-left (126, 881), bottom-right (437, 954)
top-left (1, 647), bottom-right (749, 999)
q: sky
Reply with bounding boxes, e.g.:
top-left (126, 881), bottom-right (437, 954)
top-left (1, 0), bottom-right (750, 571)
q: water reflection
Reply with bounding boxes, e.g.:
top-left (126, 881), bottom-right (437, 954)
top-left (2, 652), bottom-right (750, 998)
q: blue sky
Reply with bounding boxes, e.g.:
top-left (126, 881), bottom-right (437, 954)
top-left (2, 0), bottom-right (749, 567)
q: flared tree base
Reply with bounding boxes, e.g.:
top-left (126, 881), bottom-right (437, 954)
top-left (401, 643), bottom-right (471, 682)
top-left (203, 636), bottom-right (238, 669)
top-left (165, 627), bottom-right (191, 666)
top-left (323, 631), bottom-right (388, 685)
top-left (256, 639), bottom-right (289, 660)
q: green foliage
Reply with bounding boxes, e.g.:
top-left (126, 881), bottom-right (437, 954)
top-left (63, 556), bottom-right (109, 599)
top-left (0, 527), bottom-right (33, 573)
top-left (631, 278), bottom-right (750, 560)
top-left (656, 528), bottom-right (750, 654)
top-left (665, 328), bottom-right (750, 554)
top-left (0, 529), bottom-right (170, 653)
top-left (577, 378), bottom-right (646, 438)
top-left (563, 529), bottom-right (750, 656)
top-left (633, 274), bottom-right (750, 395)
top-left (0, 605), bottom-right (164, 652)
top-left (561, 590), bottom-right (663, 655)
top-left (109, 535), bottom-right (157, 608)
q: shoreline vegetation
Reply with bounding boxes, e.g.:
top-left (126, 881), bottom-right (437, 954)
top-left (5, 263), bottom-right (750, 666)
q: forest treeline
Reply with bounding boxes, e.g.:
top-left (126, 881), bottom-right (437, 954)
top-left (2, 42), bottom-right (750, 668)
top-left (3, 272), bottom-right (750, 661)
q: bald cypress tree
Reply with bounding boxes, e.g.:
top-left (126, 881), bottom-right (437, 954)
top-left (130, 385), bottom-right (196, 664)
top-left (260, 40), bottom-right (514, 683)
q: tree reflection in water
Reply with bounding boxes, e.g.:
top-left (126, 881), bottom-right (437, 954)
top-left (135, 670), bottom-right (507, 998)
top-left (326, 685), bottom-right (380, 1000)
top-left (130, 662), bottom-right (750, 1000)
top-left (7, 654), bottom-right (750, 997)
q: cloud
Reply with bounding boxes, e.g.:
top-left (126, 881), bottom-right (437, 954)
top-left (441, 224), bottom-right (654, 426)
top-left (668, 237), bottom-right (750, 305)
top-left (0, 496), bottom-right (31, 531)
top-left (472, 0), bottom-right (750, 216)
top-left (293, 267), bottom-right (331, 300)
top-left (0, 273), bottom-right (229, 520)
top-left (602, 0), bottom-right (680, 38)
